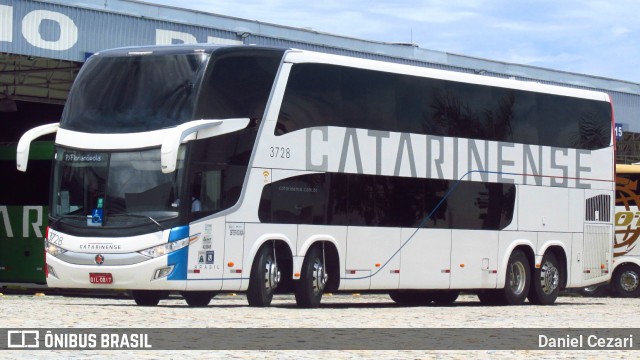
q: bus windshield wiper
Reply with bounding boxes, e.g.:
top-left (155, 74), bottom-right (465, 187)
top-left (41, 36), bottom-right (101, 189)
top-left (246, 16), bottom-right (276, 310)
top-left (109, 213), bottom-right (163, 231)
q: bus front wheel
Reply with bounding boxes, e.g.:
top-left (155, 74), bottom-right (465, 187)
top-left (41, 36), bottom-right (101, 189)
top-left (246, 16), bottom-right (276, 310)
top-left (294, 244), bottom-right (328, 308)
top-left (247, 244), bottom-right (280, 307)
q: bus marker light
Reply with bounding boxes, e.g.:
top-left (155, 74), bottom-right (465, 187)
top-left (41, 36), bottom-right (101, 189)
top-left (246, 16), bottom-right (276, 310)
top-left (441, 269), bottom-right (450, 273)
top-left (584, 269), bottom-right (591, 274)
top-left (459, 264), bottom-right (465, 268)
top-left (390, 269), bottom-right (399, 274)
top-left (227, 262), bottom-right (234, 267)
top-left (153, 266), bottom-right (174, 279)
top-left (294, 273), bottom-right (300, 278)
top-left (375, 263), bottom-right (381, 267)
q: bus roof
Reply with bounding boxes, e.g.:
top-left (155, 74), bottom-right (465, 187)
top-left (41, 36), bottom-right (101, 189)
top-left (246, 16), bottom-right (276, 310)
top-left (92, 44), bottom-right (610, 103)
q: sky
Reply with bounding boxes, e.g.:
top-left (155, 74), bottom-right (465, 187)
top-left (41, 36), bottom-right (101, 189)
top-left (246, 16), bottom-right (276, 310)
top-left (145, 0), bottom-right (640, 83)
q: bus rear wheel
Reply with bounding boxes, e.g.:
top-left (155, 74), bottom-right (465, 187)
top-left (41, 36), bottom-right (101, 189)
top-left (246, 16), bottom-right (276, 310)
top-left (528, 252), bottom-right (561, 305)
top-left (247, 244), bottom-right (280, 307)
top-left (294, 244), bottom-right (328, 308)
top-left (131, 290), bottom-right (169, 306)
top-left (181, 291), bottom-right (217, 307)
top-left (613, 264), bottom-right (640, 298)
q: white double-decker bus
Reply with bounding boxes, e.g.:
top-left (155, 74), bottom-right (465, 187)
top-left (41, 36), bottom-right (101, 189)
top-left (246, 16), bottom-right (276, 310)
top-left (17, 45), bottom-right (615, 307)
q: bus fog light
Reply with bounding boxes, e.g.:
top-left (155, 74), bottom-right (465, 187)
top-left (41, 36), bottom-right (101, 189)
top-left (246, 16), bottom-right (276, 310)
top-left (47, 265), bottom-right (58, 278)
top-left (153, 266), bottom-right (174, 279)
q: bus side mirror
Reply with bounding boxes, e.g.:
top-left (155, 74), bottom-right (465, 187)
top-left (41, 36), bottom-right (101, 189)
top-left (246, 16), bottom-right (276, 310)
top-left (160, 118), bottom-right (250, 173)
top-left (16, 122), bottom-right (59, 172)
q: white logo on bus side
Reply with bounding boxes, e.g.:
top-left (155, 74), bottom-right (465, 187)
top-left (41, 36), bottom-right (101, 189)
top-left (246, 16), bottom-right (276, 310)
top-left (0, 205), bottom-right (44, 239)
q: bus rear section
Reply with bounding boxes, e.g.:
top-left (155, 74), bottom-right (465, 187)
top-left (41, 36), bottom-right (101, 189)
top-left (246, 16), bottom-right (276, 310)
top-left (580, 164), bottom-right (640, 297)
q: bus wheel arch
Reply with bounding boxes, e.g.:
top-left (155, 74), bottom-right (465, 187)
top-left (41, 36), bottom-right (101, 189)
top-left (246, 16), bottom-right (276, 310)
top-left (528, 246), bottom-right (566, 305)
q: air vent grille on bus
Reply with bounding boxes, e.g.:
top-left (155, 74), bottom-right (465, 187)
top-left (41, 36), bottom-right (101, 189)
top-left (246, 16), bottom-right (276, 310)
top-left (585, 194), bottom-right (611, 222)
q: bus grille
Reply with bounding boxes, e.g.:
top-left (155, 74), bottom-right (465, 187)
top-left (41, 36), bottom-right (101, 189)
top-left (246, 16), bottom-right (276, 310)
top-left (585, 194), bottom-right (611, 222)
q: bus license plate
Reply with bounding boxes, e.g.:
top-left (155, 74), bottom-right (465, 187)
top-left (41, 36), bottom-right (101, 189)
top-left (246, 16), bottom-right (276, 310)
top-left (89, 273), bottom-right (113, 284)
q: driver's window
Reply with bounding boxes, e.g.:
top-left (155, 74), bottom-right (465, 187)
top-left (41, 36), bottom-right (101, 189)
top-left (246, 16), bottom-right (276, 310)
top-left (190, 170), bottom-right (222, 216)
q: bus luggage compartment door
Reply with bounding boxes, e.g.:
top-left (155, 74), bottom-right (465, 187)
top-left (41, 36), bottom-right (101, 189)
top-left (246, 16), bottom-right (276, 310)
top-left (582, 223), bottom-right (612, 283)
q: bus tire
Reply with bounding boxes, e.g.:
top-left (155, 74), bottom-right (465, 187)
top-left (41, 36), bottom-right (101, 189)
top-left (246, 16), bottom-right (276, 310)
top-left (431, 290), bottom-right (460, 305)
top-left (294, 244), bottom-right (328, 308)
top-left (528, 252), bottom-right (561, 305)
top-left (247, 244), bottom-right (280, 307)
top-left (612, 264), bottom-right (640, 298)
top-left (500, 250), bottom-right (530, 305)
top-left (131, 290), bottom-right (169, 306)
top-left (389, 291), bottom-right (433, 305)
top-left (181, 291), bottom-right (217, 307)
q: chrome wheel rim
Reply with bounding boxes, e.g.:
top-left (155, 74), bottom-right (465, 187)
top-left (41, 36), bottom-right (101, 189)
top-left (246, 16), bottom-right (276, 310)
top-left (509, 261), bottom-right (526, 295)
top-left (620, 270), bottom-right (639, 292)
top-left (540, 260), bottom-right (560, 295)
top-left (312, 258), bottom-right (328, 296)
top-left (264, 256), bottom-right (280, 292)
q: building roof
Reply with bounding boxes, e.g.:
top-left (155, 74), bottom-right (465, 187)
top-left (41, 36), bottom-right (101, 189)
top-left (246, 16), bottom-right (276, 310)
top-left (2, 0), bottom-right (639, 130)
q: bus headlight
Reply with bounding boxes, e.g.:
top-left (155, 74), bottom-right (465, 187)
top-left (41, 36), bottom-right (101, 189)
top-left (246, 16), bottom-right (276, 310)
top-left (45, 241), bottom-right (68, 256)
top-left (138, 238), bottom-right (190, 258)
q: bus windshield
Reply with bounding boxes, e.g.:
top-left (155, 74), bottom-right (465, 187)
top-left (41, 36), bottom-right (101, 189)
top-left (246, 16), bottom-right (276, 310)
top-left (61, 53), bottom-right (210, 133)
top-left (51, 147), bottom-right (185, 227)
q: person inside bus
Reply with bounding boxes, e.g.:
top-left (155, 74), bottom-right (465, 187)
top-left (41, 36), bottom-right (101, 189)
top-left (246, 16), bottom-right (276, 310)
top-left (190, 182), bottom-right (202, 212)
top-left (171, 183), bottom-right (202, 212)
